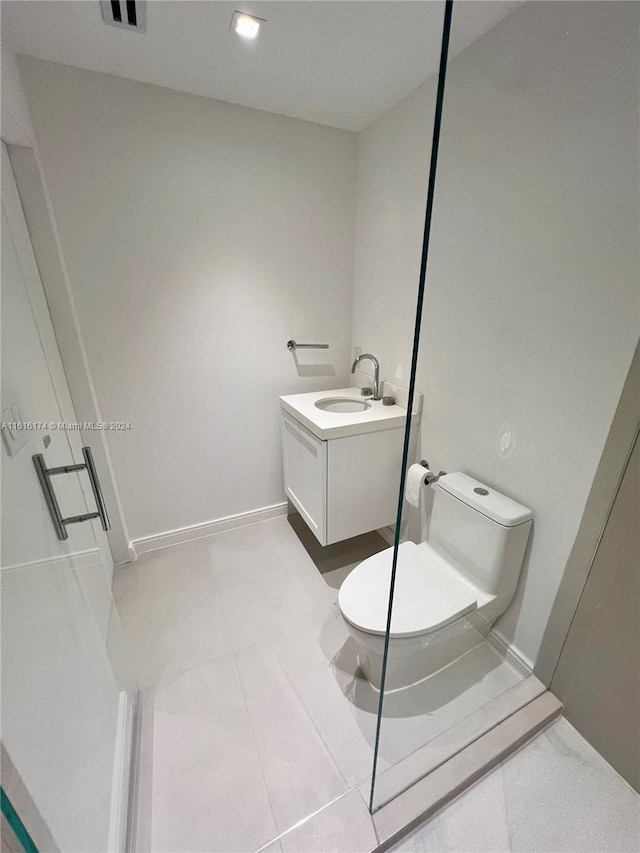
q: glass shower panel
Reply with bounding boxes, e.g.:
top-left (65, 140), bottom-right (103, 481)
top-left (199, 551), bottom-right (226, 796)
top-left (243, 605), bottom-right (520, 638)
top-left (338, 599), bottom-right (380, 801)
top-left (371, 0), bottom-right (639, 811)
top-left (368, 0), bottom-right (572, 810)
top-left (1, 558), bottom-right (138, 852)
top-left (1, 145), bottom-right (139, 851)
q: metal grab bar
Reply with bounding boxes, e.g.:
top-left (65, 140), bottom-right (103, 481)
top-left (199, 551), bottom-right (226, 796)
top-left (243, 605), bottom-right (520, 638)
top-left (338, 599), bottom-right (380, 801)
top-left (32, 445), bottom-right (111, 541)
top-left (287, 339), bottom-right (329, 351)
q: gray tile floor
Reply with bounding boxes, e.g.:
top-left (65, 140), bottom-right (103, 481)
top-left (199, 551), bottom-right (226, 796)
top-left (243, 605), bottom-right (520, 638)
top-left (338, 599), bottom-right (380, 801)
top-left (115, 516), bottom-right (387, 851)
top-left (113, 514), bottom-right (559, 852)
top-left (390, 717), bottom-right (640, 853)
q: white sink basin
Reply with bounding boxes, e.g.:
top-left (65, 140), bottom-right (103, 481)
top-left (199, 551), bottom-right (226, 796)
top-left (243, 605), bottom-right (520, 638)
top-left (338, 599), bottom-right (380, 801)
top-left (315, 397), bottom-right (372, 414)
top-left (280, 387), bottom-right (420, 440)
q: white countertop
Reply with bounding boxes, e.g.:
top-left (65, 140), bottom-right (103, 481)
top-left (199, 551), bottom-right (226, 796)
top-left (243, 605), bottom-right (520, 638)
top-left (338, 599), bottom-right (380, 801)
top-left (279, 386), bottom-right (420, 440)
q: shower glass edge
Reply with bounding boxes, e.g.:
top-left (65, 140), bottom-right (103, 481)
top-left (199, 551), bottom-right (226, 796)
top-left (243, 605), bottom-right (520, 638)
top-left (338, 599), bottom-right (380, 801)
top-left (368, 0), bottom-right (455, 814)
top-left (368, 0), bottom-right (541, 812)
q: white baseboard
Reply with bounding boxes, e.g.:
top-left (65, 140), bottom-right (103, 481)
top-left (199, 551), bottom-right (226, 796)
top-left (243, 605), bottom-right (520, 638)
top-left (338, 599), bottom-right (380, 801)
top-left (488, 627), bottom-right (535, 676)
top-left (129, 501), bottom-right (288, 557)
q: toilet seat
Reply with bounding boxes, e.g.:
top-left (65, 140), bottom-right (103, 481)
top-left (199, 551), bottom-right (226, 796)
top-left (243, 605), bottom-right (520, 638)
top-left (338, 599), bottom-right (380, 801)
top-left (338, 541), bottom-right (477, 639)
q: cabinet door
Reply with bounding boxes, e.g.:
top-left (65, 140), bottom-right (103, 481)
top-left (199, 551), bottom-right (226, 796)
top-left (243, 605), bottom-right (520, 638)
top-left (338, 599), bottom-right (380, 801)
top-left (326, 428), bottom-right (403, 544)
top-left (280, 411), bottom-right (327, 544)
top-left (282, 411), bottom-right (301, 505)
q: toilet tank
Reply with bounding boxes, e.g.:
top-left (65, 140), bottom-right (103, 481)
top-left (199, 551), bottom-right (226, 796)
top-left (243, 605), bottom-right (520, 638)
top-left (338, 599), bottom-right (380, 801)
top-left (427, 473), bottom-right (532, 600)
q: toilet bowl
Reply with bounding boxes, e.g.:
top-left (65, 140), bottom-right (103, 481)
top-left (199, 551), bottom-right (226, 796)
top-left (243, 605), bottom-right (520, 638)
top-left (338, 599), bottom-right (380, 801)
top-left (338, 473), bottom-right (532, 690)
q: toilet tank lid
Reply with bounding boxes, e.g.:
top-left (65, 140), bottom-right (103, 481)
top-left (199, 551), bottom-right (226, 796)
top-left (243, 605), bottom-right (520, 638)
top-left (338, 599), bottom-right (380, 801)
top-left (436, 473), bottom-right (533, 527)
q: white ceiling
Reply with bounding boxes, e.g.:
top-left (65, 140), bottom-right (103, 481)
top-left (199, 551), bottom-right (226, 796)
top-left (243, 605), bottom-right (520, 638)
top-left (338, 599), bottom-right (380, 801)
top-left (2, 1), bottom-right (521, 131)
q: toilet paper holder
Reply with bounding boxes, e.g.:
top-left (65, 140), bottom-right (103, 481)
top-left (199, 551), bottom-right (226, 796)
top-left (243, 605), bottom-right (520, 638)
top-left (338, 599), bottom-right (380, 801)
top-left (420, 460), bottom-right (447, 486)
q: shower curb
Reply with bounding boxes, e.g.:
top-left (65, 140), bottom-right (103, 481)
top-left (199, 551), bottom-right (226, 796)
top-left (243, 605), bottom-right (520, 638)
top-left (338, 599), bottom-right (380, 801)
top-left (372, 690), bottom-right (563, 850)
top-left (257, 691), bottom-right (562, 852)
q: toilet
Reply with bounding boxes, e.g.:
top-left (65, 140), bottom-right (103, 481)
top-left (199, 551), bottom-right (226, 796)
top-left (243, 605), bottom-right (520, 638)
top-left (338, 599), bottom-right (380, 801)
top-left (338, 472), bottom-right (532, 690)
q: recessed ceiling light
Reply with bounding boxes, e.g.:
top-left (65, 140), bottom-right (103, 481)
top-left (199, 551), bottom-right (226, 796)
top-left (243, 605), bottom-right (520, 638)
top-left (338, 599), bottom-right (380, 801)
top-left (230, 11), bottom-right (265, 40)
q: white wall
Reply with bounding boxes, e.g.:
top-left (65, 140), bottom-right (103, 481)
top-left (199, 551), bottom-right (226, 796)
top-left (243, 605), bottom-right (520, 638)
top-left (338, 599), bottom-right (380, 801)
top-left (1, 46), bottom-right (35, 145)
top-left (352, 80), bottom-right (432, 390)
top-left (20, 58), bottom-right (357, 545)
top-left (351, 1), bottom-right (640, 668)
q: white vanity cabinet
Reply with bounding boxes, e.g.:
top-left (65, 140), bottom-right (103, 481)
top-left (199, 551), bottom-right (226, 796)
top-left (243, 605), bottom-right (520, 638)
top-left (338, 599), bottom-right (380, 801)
top-left (280, 406), bottom-right (406, 546)
top-left (281, 411), bottom-right (327, 542)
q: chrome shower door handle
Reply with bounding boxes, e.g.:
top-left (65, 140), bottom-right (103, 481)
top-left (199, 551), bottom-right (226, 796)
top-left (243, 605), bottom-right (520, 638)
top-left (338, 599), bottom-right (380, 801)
top-left (32, 445), bottom-right (111, 541)
top-left (32, 453), bottom-right (68, 540)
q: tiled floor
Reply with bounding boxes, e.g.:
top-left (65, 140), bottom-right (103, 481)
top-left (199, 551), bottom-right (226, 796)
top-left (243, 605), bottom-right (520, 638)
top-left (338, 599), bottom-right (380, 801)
top-left (390, 717), bottom-right (640, 853)
top-left (114, 513), bottom-right (530, 852)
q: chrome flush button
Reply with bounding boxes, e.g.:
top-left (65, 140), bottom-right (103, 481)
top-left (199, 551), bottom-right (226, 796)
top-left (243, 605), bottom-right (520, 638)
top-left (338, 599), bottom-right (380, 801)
top-left (474, 487), bottom-right (489, 496)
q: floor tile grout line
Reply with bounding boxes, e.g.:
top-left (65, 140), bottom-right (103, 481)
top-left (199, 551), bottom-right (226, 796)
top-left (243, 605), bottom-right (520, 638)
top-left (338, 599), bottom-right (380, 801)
top-left (233, 634), bottom-right (365, 845)
top-left (253, 786), bottom-right (365, 853)
top-left (278, 652), bottom-right (359, 792)
top-left (275, 641), bottom-right (400, 802)
top-left (212, 532), bottom-right (283, 846)
top-left (220, 544), bottom-right (367, 849)
top-left (229, 643), bottom-right (281, 844)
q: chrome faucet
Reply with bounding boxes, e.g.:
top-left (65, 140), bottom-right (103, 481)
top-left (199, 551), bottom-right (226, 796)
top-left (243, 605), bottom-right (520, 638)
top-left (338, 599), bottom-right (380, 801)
top-left (351, 353), bottom-right (381, 400)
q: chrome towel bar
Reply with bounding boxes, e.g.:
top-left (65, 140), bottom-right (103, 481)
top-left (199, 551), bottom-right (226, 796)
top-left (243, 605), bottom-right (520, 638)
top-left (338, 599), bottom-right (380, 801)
top-left (287, 339), bottom-right (329, 351)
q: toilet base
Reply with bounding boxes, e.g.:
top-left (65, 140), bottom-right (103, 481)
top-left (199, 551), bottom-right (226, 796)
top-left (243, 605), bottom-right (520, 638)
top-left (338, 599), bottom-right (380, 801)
top-left (346, 614), bottom-right (493, 691)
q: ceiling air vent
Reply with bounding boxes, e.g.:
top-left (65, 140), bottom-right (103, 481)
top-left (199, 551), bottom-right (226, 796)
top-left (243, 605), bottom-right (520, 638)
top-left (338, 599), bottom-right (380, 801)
top-left (100, 1), bottom-right (146, 33)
